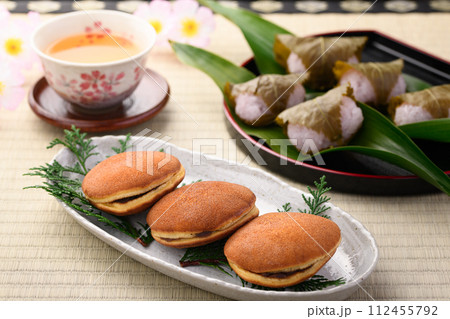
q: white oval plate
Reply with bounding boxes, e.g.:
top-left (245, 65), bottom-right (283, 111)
top-left (54, 135), bottom-right (378, 300)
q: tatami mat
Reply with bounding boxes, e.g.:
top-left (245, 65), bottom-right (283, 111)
top-left (0, 13), bottom-right (449, 300)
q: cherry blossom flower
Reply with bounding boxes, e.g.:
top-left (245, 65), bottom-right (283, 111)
top-left (133, 0), bottom-right (215, 48)
top-left (80, 70), bottom-right (106, 91)
top-left (0, 61), bottom-right (26, 110)
top-left (134, 0), bottom-right (174, 46)
top-left (0, 8), bottom-right (41, 71)
top-left (170, 0), bottom-right (215, 47)
top-left (55, 74), bottom-right (78, 91)
top-left (0, 5), bottom-right (10, 21)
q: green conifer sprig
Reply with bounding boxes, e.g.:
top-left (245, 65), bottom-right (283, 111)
top-left (277, 202), bottom-right (292, 212)
top-left (179, 179), bottom-right (203, 188)
top-left (111, 133), bottom-right (132, 154)
top-left (47, 126), bottom-right (98, 174)
top-left (25, 126), bottom-right (153, 246)
top-left (298, 175), bottom-right (332, 219)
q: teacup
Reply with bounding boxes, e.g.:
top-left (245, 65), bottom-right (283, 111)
top-left (32, 10), bottom-right (156, 112)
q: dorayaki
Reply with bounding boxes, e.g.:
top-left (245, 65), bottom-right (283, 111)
top-left (224, 212), bottom-right (341, 288)
top-left (82, 151), bottom-right (185, 216)
top-left (147, 181), bottom-right (259, 248)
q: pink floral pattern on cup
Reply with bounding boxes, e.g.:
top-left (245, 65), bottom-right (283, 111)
top-left (32, 10), bottom-right (156, 110)
top-left (44, 68), bottom-right (136, 106)
top-left (85, 21), bottom-right (112, 35)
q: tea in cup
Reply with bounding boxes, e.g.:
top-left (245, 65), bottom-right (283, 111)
top-left (32, 10), bottom-right (156, 112)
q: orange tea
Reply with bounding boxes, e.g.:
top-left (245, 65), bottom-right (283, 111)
top-left (46, 33), bottom-right (141, 63)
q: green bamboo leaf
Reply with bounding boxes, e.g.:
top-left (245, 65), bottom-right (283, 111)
top-left (322, 103), bottom-right (450, 195)
top-left (170, 41), bottom-right (255, 92)
top-left (403, 73), bottom-right (433, 92)
top-left (399, 119), bottom-right (450, 143)
top-left (198, 0), bottom-right (291, 74)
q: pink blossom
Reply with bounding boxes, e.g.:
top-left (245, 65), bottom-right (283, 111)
top-left (54, 70), bottom-right (125, 104)
top-left (0, 7), bottom-right (41, 71)
top-left (134, 0), bottom-right (174, 46)
top-left (134, 66), bottom-right (142, 81)
top-left (133, 0), bottom-right (215, 48)
top-left (27, 11), bottom-right (41, 27)
top-left (169, 0), bottom-right (215, 47)
top-left (0, 61), bottom-right (26, 110)
top-left (80, 71), bottom-right (106, 91)
top-left (55, 74), bottom-right (78, 90)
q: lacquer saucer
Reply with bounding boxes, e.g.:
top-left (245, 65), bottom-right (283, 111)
top-left (28, 69), bottom-right (169, 132)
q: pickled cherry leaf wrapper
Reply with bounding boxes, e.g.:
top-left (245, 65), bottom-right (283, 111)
top-left (334, 59), bottom-right (404, 108)
top-left (274, 35), bottom-right (368, 90)
top-left (225, 74), bottom-right (307, 126)
top-left (388, 84), bottom-right (450, 119)
top-left (276, 86), bottom-right (356, 144)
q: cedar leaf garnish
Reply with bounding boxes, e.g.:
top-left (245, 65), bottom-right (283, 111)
top-left (47, 125), bottom-right (98, 174)
top-left (277, 202), bottom-right (292, 212)
top-left (298, 175), bottom-right (331, 219)
top-left (24, 126), bottom-right (153, 246)
top-left (111, 133), bottom-right (132, 154)
top-left (277, 176), bottom-right (331, 219)
top-left (179, 179), bottom-right (203, 188)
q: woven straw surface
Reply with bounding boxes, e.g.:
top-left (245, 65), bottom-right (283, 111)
top-left (0, 13), bottom-right (449, 300)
